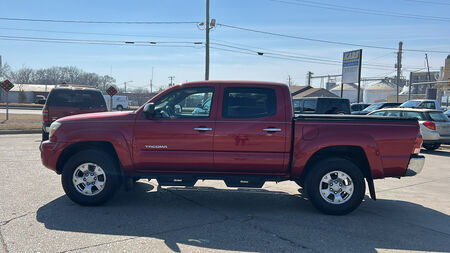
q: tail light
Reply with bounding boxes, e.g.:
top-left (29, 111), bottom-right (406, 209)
top-left (423, 121), bottom-right (436, 131)
top-left (43, 107), bottom-right (49, 123)
top-left (412, 134), bottom-right (423, 154)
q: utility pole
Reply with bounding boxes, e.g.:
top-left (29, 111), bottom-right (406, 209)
top-left (409, 71), bottom-right (413, 100)
top-left (168, 76), bottom-right (175, 87)
top-left (425, 53), bottom-right (432, 88)
top-left (287, 75), bottom-right (292, 87)
top-left (396, 41), bottom-right (403, 102)
top-left (150, 67), bottom-right (154, 93)
top-left (307, 71), bottom-right (313, 86)
top-left (205, 0), bottom-right (210, 80)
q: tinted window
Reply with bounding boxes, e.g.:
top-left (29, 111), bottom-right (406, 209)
top-left (223, 87), bottom-right (276, 118)
top-left (154, 87), bottom-right (214, 118)
top-left (370, 111), bottom-right (386, 116)
top-left (319, 99), bottom-right (350, 114)
top-left (421, 102), bottom-right (435, 109)
top-left (403, 111), bottom-right (424, 120)
top-left (293, 100), bottom-right (302, 112)
top-left (47, 89), bottom-right (106, 108)
top-left (303, 100), bottom-right (316, 113)
top-left (428, 112), bottom-right (449, 122)
top-left (385, 111), bottom-right (401, 117)
top-left (363, 103), bottom-right (383, 112)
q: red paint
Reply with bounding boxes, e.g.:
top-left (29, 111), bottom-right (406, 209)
top-left (41, 81), bottom-right (420, 184)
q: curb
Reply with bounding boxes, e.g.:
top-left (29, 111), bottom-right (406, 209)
top-left (0, 129), bottom-right (41, 135)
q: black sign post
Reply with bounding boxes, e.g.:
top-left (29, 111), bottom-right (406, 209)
top-left (1, 80), bottom-right (14, 120)
top-left (106, 86), bottom-right (118, 111)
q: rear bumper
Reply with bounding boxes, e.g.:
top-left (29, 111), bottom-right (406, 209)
top-left (404, 155), bottom-right (425, 177)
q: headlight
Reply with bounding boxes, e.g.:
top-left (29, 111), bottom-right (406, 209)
top-left (49, 121), bottom-right (62, 139)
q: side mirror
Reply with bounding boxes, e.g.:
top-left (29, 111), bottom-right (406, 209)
top-left (143, 103), bottom-right (155, 119)
top-left (37, 99), bottom-right (46, 105)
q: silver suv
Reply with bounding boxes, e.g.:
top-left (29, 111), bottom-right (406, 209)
top-left (369, 108), bottom-right (450, 150)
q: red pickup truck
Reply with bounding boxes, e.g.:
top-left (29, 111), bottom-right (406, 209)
top-left (41, 81), bottom-right (425, 215)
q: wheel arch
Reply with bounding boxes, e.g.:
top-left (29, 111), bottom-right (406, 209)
top-left (56, 141), bottom-right (122, 175)
top-left (299, 145), bottom-right (376, 200)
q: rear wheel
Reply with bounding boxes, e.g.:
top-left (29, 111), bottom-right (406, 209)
top-left (116, 105), bottom-right (123, 111)
top-left (61, 150), bottom-right (121, 206)
top-left (423, 143), bottom-right (440, 150)
top-left (305, 158), bottom-right (365, 215)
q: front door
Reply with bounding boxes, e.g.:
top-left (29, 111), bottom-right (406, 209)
top-left (133, 86), bottom-right (216, 172)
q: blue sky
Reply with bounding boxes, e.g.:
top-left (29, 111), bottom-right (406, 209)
top-left (0, 0), bottom-right (449, 90)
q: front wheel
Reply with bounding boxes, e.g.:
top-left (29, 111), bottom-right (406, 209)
top-left (116, 105), bottom-right (123, 111)
top-left (61, 150), bottom-right (121, 206)
top-left (423, 143), bottom-right (440, 150)
top-left (305, 158), bottom-right (365, 215)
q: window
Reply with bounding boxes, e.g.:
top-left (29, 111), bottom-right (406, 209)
top-left (403, 111), bottom-right (424, 120)
top-left (421, 102), bottom-right (435, 109)
top-left (302, 100), bottom-right (317, 113)
top-left (385, 111), bottom-right (401, 117)
top-left (370, 111), bottom-right (386, 116)
top-left (153, 87), bottom-right (214, 118)
top-left (47, 89), bottom-right (106, 108)
top-left (222, 87), bottom-right (277, 118)
top-left (428, 112), bottom-right (449, 122)
top-left (293, 100), bottom-right (302, 112)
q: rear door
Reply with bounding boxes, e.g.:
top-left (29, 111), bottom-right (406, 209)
top-left (213, 85), bottom-right (288, 174)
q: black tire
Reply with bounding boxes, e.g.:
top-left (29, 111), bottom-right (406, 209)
top-left (423, 143), bottom-right (440, 150)
top-left (305, 157), bottom-right (365, 215)
top-left (61, 149), bottom-right (122, 206)
top-left (42, 129), bottom-right (49, 142)
top-left (116, 105), bottom-right (123, 111)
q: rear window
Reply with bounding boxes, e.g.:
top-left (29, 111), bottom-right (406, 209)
top-left (303, 100), bottom-right (317, 113)
top-left (403, 111), bottom-right (425, 120)
top-left (222, 87), bottom-right (277, 118)
top-left (47, 89), bottom-right (106, 108)
top-left (428, 112), bottom-right (449, 122)
top-left (317, 99), bottom-right (350, 114)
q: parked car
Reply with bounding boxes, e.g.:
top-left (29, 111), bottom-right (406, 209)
top-left (34, 95), bottom-right (46, 104)
top-left (400, 99), bottom-right (442, 110)
top-left (352, 102), bottom-right (401, 115)
top-left (444, 109), bottom-right (450, 118)
top-left (41, 87), bottom-right (107, 141)
top-left (350, 103), bottom-right (370, 112)
top-left (293, 97), bottom-right (351, 114)
top-left (368, 108), bottom-right (450, 150)
top-left (103, 95), bottom-right (129, 111)
top-left (41, 81), bottom-right (424, 215)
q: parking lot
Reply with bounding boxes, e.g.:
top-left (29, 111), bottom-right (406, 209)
top-left (0, 134), bottom-right (449, 253)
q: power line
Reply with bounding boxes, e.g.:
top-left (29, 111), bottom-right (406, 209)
top-left (270, 0), bottom-right (450, 22)
top-left (0, 17), bottom-right (200, 24)
top-left (401, 0), bottom-right (450, 6)
top-left (0, 26), bottom-right (202, 40)
top-left (217, 23), bottom-right (450, 54)
top-left (0, 35), bottom-right (202, 44)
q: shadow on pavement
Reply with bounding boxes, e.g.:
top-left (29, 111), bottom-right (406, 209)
top-left (421, 148), bottom-right (450, 157)
top-left (36, 181), bottom-right (450, 252)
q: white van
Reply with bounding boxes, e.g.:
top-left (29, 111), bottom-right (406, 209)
top-left (103, 95), bottom-right (129, 111)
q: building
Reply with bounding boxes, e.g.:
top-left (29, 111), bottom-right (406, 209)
top-left (290, 85), bottom-right (338, 99)
top-left (0, 84), bottom-right (57, 103)
top-left (364, 83), bottom-right (397, 103)
top-left (330, 83), bottom-right (363, 103)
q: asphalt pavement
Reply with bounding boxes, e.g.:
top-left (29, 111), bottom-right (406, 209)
top-left (0, 134), bottom-right (449, 253)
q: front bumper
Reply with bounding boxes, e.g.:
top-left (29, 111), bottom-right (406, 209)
top-left (40, 140), bottom-right (60, 173)
top-left (404, 155), bottom-right (425, 177)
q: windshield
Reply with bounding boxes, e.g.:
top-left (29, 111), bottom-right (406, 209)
top-left (363, 103), bottom-right (382, 112)
top-left (400, 100), bottom-right (421, 108)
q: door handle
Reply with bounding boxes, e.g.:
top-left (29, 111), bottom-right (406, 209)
top-left (263, 128), bottom-right (281, 132)
top-left (194, 127), bottom-right (213, 131)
